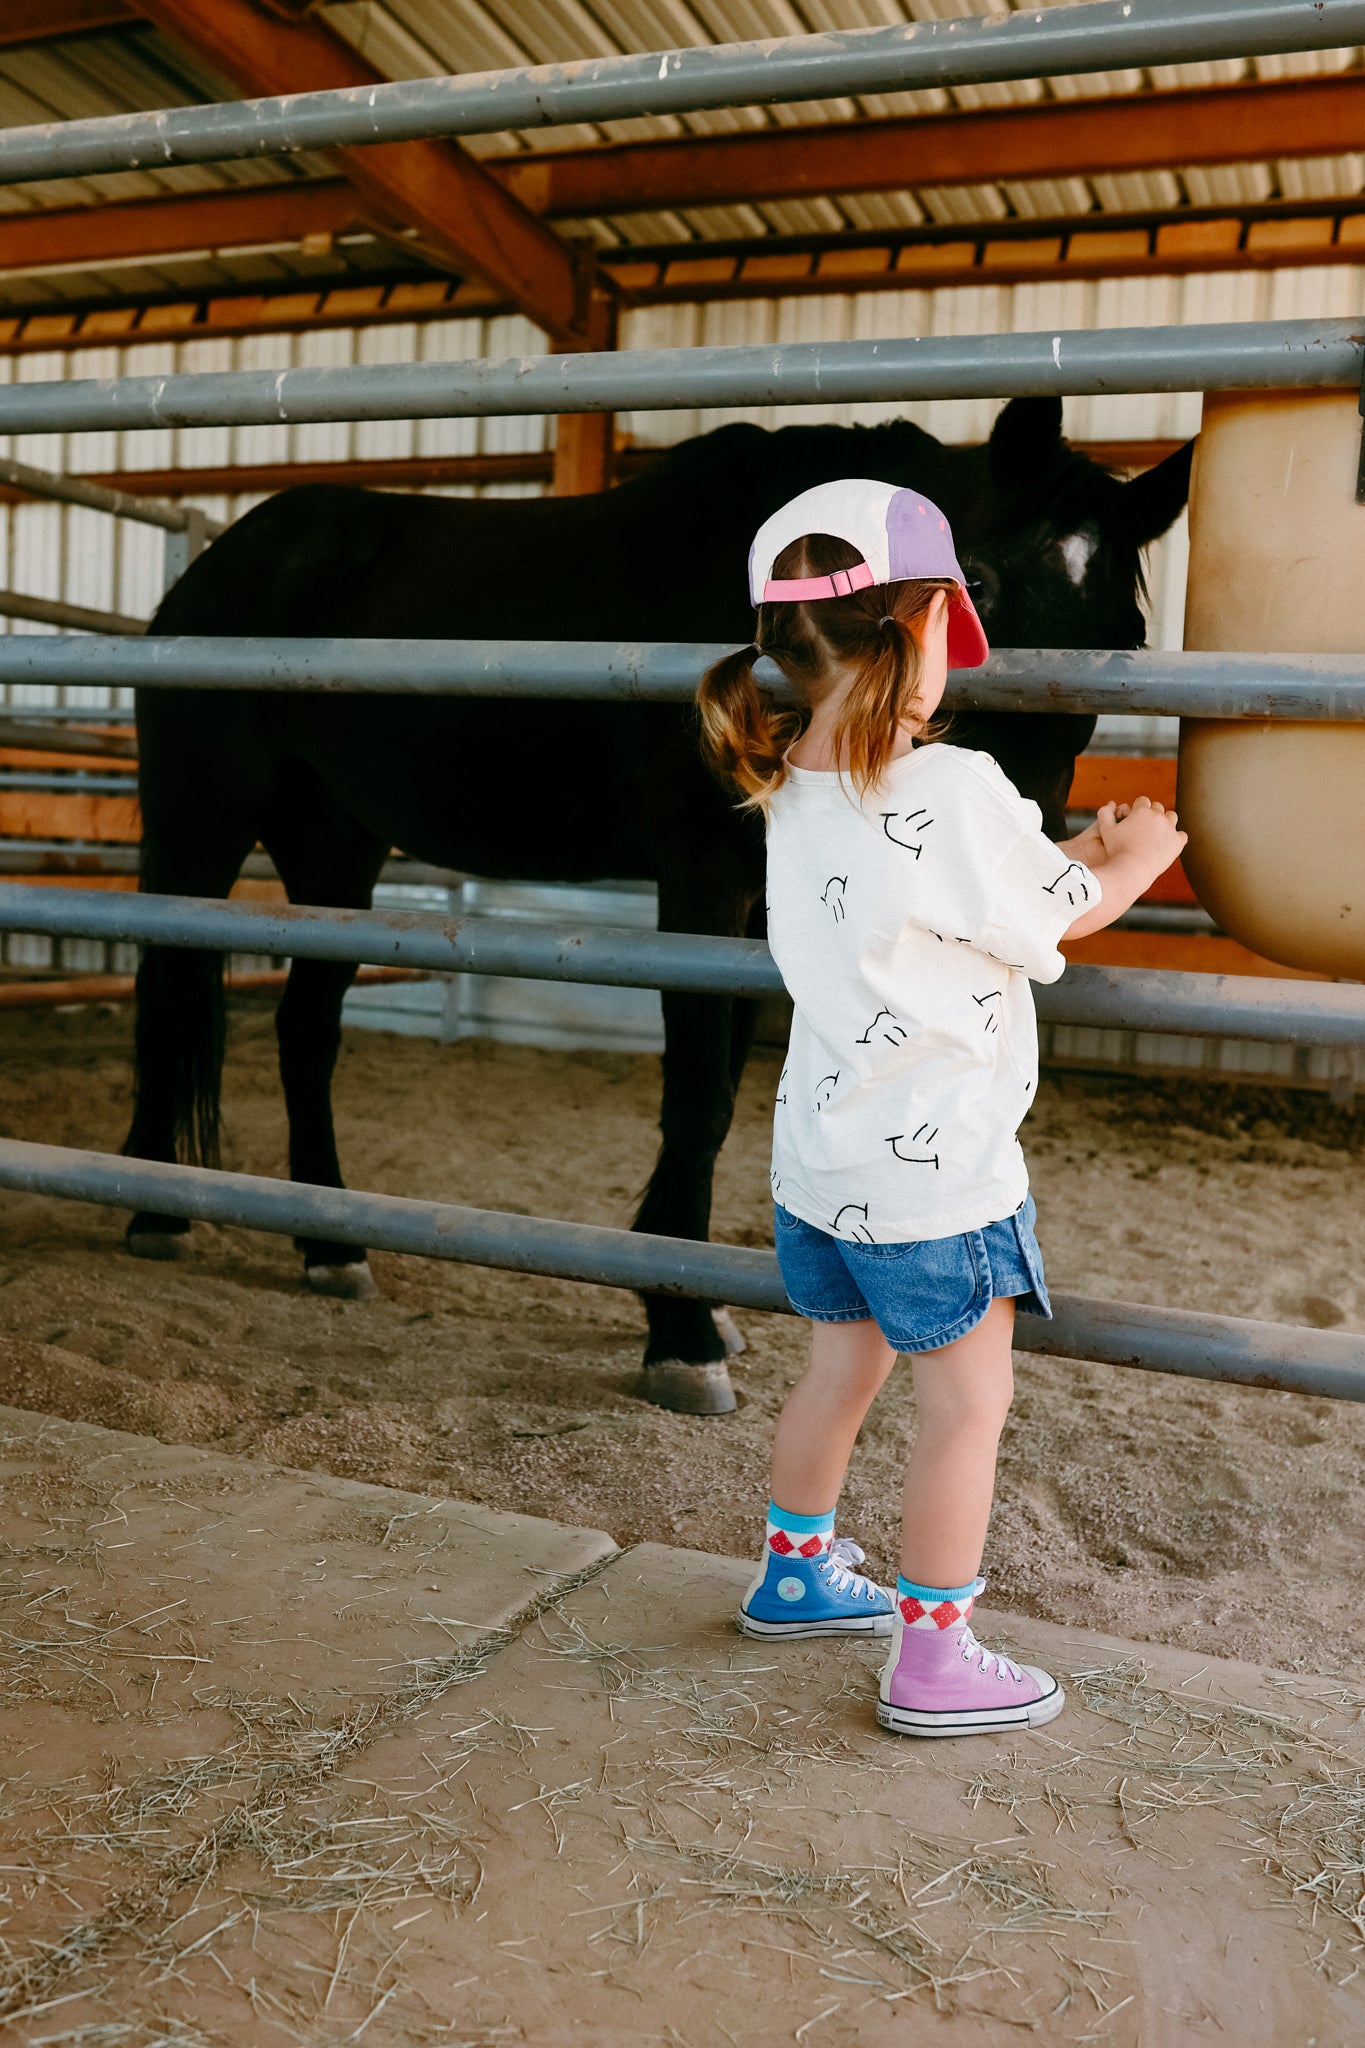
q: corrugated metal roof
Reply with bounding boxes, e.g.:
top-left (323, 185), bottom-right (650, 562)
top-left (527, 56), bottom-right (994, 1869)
top-left (0, 3), bottom-right (1356, 284)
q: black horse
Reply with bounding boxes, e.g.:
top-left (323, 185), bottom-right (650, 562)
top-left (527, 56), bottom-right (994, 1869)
top-left (123, 395), bottom-right (1190, 1412)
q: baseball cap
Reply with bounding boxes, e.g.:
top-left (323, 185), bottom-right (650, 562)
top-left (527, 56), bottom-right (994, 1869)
top-left (747, 477), bottom-right (989, 670)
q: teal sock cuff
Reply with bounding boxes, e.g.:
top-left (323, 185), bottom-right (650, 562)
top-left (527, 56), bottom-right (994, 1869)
top-left (768, 1501), bottom-right (836, 1536)
top-left (897, 1574), bottom-right (978, 1604)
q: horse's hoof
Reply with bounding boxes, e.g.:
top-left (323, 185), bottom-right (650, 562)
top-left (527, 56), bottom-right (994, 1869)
top-left (127, 1224), bottom-right (193, 1262)
top-left (711, 1307), bottom-right (746, 1357)
top-left (637, 1360), bottom-right (737, 1415)
top-left (305, 1260), bottom-right (379, 1302)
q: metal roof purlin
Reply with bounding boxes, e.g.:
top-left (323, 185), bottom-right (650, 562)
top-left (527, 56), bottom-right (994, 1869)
top-left (0, 1), bottom-right (1361, 184)
top-left (500, 75), bottom-right (1365, 218)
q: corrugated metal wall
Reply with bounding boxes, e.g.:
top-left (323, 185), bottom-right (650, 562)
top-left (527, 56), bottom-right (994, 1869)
top-left (7, 264), bottom-right (1362, 721)
top-left (0, 312), bottom-right (555, 716)
top-left (2, 267), bottom-right (1356, 1068)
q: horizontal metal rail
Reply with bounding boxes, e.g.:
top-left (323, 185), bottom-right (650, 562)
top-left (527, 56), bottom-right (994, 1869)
top-left (0, 705), bottom-right (135, 723)
top-left (0, 590), bottom-right (145, 637)
top-left (0, 1135), bottom-right (1359, 1402)
top-left (0, 457), bottom-right (226, 539)
top-left (0, 845), bottom-right (463, 889)
top-left (2, 886), bottom-right (1362, 1048)
top-left (0, 855), bottom-right (1226, 937)
top-left (0, 772), bottom-right (135, 795)
top-left (0, 719), bottom-right (139, 760)
top-left (0, 1), bottom-right (1358, 184)
top-left (0, 637), bottom-right (1361, 720)
top-left (0, 319), bottom-right (1356, 437)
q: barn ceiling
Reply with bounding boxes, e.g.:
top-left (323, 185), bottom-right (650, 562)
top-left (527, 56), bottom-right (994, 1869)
top-left (0, 0), bottom-right (1361, 334)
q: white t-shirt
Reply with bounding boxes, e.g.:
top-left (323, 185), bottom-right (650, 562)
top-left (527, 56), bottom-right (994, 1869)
top-left (765, 742), bottom-right (1098, 1244)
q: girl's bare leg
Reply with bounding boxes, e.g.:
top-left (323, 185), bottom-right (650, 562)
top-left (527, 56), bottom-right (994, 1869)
top-left (879, 1299), bottom-right (1065, 1736)
top-left (900, 1296), bottom-right (1016, 1587)
top-left (768, 1318), bottom-right (896, 1514)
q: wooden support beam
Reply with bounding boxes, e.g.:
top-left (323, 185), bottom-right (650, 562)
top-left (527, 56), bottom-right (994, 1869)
top-left (494, 75), bottom-right (1365, 219)
top-left (552, 413), bottom-right (616, 496)
top-left (552, 291), bottom-right (618, 497)
top-left (0, 791), bottom-right (140, 843)
top-left (59, 454), bottom-right (565, 496)
top-left (0, 440), bottom-right (1174, 504)
top-left (0, 180), bottom-right (362, 274)
top-left (0, 0), bottom-right (136, 45)
top-left (606, 205), bottom-right (1365, 304)
top-left (1062, 929), bottom-right (1329, 980)
top-left (135, 0), bottom-right (602, 347)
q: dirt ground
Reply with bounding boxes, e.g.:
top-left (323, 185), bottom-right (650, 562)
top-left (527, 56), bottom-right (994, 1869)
top-left (0, 998), bottom-right (1362, 1680)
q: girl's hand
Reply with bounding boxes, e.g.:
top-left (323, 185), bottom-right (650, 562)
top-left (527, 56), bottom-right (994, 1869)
top-left (1061, 797), bottom-right (1186, 880)
top-left (1057, 800), bottom-right (1121, 869)
top-left (1103, 793), bottom-right (1187, 881)
top-left (1055, 794), bottom-right (1129, 868)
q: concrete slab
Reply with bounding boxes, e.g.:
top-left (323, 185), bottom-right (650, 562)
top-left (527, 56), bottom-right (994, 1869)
top-left (0, 1402), bottom-right (616, 2035)
top-left (2, 1412), bottom-right (1363, 2047)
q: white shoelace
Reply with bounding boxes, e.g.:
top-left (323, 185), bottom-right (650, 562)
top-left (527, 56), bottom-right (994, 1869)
top-left (818, 1537), bottom-right (883, 1602)
top-left (957, 1621), bottom-right (1024, 1683)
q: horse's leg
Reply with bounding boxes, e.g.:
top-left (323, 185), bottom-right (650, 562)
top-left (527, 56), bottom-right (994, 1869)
top-left (707, 985), bottom-right (764, 1362)
top-left (263, 795), bottom-right (388, 1299)
top-left (124, 824), bottom-right (256, 1258)
top-left (634, 986), bottom-right (745, 1413)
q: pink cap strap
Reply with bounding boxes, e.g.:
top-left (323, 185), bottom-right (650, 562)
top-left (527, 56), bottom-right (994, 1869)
top-left (761, 561), bottom-right (876, 603)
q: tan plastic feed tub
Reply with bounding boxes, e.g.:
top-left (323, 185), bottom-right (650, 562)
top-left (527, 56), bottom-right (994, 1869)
top-left (1177, 388), bottom-right (1365, 977)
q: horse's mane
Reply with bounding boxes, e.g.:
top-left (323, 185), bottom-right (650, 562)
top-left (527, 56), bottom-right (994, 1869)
top-left (620, 415), bottom-right (1126, 552)
top-left (616, 421), bottom-right (765, 495)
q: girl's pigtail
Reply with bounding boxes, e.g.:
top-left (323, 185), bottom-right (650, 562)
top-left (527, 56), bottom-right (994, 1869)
top-left (831, 611), bottom-right (927, 794)
top-left (697, 642), bottom-right (804, 808)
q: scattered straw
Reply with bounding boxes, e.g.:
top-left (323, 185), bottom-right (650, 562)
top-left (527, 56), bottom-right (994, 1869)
top-left (0, 1539), bottom-right (619, 2033)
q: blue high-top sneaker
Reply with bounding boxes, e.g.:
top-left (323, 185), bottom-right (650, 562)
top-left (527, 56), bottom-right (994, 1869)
top-left (738, 1504), bottom-right (893, 1639)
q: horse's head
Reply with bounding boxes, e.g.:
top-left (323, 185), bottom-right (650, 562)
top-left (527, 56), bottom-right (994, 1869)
top-left (846, 399), bottom-right (1193, 833)
top-left (921, 397), bottom-right (1191, 656)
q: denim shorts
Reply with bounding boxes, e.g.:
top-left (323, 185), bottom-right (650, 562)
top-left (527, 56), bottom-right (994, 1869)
top-left (773, 1193), bottom-right (1050, 1354)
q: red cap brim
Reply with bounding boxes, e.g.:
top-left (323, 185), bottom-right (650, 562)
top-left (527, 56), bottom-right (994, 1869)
top-left (946, 588), bottom-right (989, 669)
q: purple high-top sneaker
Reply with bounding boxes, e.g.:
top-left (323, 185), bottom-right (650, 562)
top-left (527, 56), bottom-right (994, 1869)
top-left (877, 1578), bottom-right (1064, 1738)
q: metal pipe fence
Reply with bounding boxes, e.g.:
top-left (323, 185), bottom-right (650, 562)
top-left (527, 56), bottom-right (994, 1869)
top-left (0, 458), bottom-right (225, 541)
top-left (0, 457), bottom-right (221, 655)
top-left (0, 638), bottom-right (1361, 720)
top-left (0, 1135), bottom-right (1360, 1403)
top-left (0, 0), bottom-right (1357, 1409)
top-left (2, 885), bottom-right (1361, 1049)
top-left (0, 590), bottom-right (145, 637)
top-left (0, 319), bottom-right (1356, 436)
top-left (0, 719), bottom-right (138, 760)
top-left (0, 1), bottom-right (1357, 184)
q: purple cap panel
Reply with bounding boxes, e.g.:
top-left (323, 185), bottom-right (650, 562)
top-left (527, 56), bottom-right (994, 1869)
top-left (885, 488), bottom-right (967, 587)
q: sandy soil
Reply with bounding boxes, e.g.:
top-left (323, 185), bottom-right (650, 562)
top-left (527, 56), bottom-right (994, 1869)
top-left (0, 998), bottom-right (1362, 1679)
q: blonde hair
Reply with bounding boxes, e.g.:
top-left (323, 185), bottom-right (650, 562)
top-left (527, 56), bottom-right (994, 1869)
top-left (697, 530), bottom-right (957, 809)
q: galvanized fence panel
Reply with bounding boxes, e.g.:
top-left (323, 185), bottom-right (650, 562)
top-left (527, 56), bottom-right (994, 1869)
top-left (0, 636), bottom-right (1358, 721)
top-left (1, 1135), bottom-right (1361, 1403)
top-left (2, 885), bottom-right (1362, 1049)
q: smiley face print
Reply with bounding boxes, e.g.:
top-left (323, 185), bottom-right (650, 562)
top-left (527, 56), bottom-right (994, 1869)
top-left (879, 808), bottom-right (935, 857)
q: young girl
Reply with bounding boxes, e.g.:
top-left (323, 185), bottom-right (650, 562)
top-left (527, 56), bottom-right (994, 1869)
top-left (698, 479), bottom-right (1185, 1739)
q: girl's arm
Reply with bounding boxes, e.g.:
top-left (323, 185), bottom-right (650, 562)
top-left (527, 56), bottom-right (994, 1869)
top-left (1060, 797), bottom-right (1188, 940)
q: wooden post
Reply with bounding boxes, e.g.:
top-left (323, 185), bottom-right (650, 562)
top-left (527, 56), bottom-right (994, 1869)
top-left (552, 282), bottom-right (618, 497)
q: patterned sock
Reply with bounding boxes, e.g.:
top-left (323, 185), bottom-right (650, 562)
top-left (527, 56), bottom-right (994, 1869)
top-left (895, 1574), bottom-right (982, 1630)
top-left (764, 1501), bottom-right (836, 1561)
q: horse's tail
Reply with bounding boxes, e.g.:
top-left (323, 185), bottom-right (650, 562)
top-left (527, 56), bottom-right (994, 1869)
top-left (125, 936), bottom-right (226, 1171)
top-left (126, 482), bottom-right (388, 1177)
